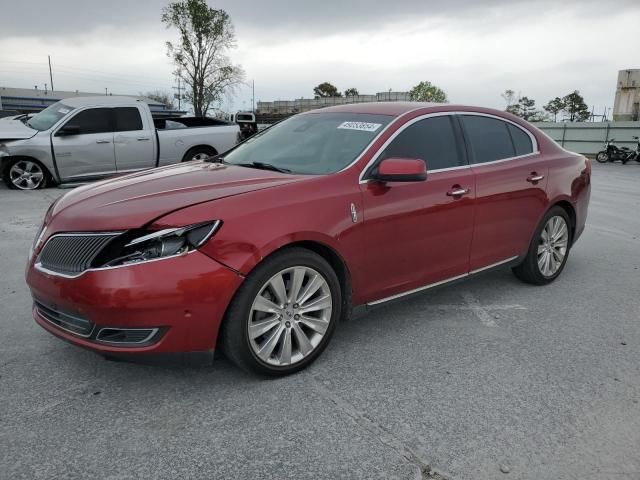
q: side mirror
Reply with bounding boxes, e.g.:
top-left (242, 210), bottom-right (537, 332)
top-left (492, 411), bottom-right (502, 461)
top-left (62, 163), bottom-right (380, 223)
top-left (372, 157), bottom-right (427, 182)
top-left (57, 125), bottom-right (81, 136)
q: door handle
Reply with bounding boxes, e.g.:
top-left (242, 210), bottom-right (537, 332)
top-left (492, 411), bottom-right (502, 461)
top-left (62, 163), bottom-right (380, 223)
top-left (137, 137), bottom-right (150, 141)
top-left (446, 187), bottom-right (470, 197)
top-left (526, 173), bottom-right (545, 183)
top-left (96, 140), bottom-right (111, 144)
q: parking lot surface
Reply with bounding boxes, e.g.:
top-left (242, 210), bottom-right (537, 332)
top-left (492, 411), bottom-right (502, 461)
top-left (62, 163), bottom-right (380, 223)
top-left (1, 162), bottom-right (639, 480)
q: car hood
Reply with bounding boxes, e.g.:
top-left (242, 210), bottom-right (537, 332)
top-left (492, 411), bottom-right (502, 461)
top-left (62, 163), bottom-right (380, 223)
top-left (46, 162), bottom-right (307, 232)
top-left (0, 120), bottom-right (37, 141)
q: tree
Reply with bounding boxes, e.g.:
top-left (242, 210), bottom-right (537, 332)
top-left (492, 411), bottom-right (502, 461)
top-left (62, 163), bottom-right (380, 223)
top-left (543, 97), bottom-right (564, 122)
top-left (144, 90), bottom-right (176, 110)
top-left (506, 96), bottom-right (542, 121)
top-left (562, 90), bottom-right (590, 122)
top-left (313, 82), bottom-right (341, 98)
top-left (162, 0), bottom-right (244, 117)
top-left (501, 89), bottom-right (516, 108)
top-left (409, 81), bottom-right (448, 103)
top-left (344, 88), bottom-right (359, 97)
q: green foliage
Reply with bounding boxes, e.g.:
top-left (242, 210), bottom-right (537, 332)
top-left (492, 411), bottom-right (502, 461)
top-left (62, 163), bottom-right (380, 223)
top-left (501, 89), bottom-right (591, 123)
top-left (409, 81), bottom-right (448, 103)
top-left (344, 88), bottom-right (359, 97)
top-left (313, 82), bottom-right (341, 98)
top-left (562, 91), bottom-right (590, 122)
top-left (543, 97), bottom-right (564, 122)
top-left (162, 0), bottom-right (244, 117)
top-left (506, 96), bottom-right (544, 122)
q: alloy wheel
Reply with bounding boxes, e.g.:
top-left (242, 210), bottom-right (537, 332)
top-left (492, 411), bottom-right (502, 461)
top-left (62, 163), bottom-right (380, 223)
top-left (248, 266), bottom-right (333, 367)
top-left (9, 160), bottom-right (45, 190)
top-left (537, 215), bottom-right (569, 277)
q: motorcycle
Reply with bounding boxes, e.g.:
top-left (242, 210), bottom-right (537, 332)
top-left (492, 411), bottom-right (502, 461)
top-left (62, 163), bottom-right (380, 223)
top-left (596, 136), bottom-right (640, 164)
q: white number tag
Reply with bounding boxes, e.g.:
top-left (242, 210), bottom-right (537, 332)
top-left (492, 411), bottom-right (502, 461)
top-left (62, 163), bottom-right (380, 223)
top-left (337, 121), bottom-right (382, 132)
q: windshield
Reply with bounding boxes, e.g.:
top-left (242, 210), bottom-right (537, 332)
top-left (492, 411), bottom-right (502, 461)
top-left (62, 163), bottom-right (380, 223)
top-left (27, 102), bottom-right (75, 131)
top-left (223, 112), bottom-right (394, 174)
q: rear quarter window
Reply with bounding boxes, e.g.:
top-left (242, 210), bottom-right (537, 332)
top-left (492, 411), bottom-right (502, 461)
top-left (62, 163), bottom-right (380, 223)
top-left (507, 124), bottom-right (534, 156)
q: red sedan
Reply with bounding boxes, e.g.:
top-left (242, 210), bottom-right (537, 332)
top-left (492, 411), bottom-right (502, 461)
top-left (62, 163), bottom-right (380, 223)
top-left (26, 102), bottom-right (591, 375)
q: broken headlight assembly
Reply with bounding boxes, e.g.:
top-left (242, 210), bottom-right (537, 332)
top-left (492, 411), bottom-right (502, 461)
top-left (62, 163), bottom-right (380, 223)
top-left (93, 221), bottom-right (222, 268)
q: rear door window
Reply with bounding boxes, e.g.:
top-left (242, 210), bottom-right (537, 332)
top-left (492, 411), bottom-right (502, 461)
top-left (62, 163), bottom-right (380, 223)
top-left (67, 108), bottom-right (112, 135)
top-left (114, 107), bottom-right (143, 132)
top-left (378, 116), bottom-right (464, 171)
top-left (460, 115), bottom-right (516, 164)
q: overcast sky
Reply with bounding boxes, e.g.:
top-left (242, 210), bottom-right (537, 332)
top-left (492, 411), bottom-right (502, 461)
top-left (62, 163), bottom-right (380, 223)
top-left (1, 0), bottom-right (638, 115)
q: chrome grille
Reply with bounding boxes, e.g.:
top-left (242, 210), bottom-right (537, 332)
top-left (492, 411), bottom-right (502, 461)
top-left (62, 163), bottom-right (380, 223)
top-left (35, 301), bottom-right (94, 337)
top-left (37, 233), bottom-right (119, 275)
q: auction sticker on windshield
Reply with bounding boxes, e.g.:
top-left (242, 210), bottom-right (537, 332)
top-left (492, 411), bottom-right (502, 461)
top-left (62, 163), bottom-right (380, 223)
top-left (337, 121), bottom-right (382, 132)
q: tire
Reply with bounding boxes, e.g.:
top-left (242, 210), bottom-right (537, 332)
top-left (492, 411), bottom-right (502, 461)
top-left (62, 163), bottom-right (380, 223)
top-left (2, 158), bottom-right (49, 190)
top-left (595, 151), bottom-right (609, 163)
top-left (221, 247), bottom-right (342, 376)
top-left (512, 206), bottom-right (572, 285)
top-left (182, 146), bottom-right (216, 162)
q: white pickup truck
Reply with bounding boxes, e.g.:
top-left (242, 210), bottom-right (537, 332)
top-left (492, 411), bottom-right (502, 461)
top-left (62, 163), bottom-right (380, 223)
top-left (0, 96), bottom-right (240, 190)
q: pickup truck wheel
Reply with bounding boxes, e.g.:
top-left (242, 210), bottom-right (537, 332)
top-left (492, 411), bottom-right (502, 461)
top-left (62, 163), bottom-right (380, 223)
top-left (3, 159), bottom-right (49, 190)
top-left (183, 146), bottom-right (216, 162)
top-left (221, 248), bottom-right (341, 376)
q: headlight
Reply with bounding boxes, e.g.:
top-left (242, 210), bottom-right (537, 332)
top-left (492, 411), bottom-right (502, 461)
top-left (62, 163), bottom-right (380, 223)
top-left (93, 221), bottom-right (221, 268)
top-left (0, 144), bottom-right (8, 156)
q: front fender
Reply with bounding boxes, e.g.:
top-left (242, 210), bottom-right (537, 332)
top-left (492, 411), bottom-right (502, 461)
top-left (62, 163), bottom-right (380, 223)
top-left (0, 136), bottom-right (58, 182)
top-left (150, 174), bottom-right (362, 279)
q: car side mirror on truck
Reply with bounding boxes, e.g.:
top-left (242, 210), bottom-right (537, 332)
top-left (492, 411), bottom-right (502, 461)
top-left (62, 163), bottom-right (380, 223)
top-left (57, 125), bottom-right (81, 136)
top-left (371, 157), bottom-right (427, 183)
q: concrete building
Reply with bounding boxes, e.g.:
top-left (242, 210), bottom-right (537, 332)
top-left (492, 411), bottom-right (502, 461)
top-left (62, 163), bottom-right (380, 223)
top-left (613, 69), bottom-right (640, 121)
top-left (0, 86), bottom-right (186, 118)
top-left (257, 91), bottom-right (412, 115)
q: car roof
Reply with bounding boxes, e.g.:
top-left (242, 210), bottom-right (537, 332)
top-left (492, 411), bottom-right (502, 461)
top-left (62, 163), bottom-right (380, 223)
top-left (307, 101), bottom-right (510, 118)
top-left (310, 102), bottom-right (437, 116)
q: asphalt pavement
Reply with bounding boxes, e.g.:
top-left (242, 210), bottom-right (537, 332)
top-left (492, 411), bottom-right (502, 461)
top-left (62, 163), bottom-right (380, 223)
top-left (1, 161), bottom-right (639, 480)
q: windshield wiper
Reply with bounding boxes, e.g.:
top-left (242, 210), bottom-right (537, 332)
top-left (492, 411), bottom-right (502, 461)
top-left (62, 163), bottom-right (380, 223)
top-left (235, 162), bottom-right (291, 173)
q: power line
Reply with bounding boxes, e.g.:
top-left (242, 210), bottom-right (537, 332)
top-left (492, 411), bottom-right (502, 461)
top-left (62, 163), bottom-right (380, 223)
top-left (4, 68), bottom-right (173, 91)
top-left (3, 60), bottom-right (173, 85)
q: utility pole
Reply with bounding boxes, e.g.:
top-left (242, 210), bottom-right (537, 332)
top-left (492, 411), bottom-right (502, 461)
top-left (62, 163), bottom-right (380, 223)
top-left (48, 56), bottom-right (54, 92)
top-left (105, 88), bottom-right (108, 96)
top-left (172, 75), bottom-right (183, 111)
top-left (252, 79), bottom-right (255, 113)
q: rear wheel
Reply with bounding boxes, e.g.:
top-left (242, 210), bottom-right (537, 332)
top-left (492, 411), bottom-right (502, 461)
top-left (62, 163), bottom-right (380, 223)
top-left (512, 206), bottom-right (571, 285)
top-left (595, 151), bottom-right (609, 163)
top-left (221, 248), bottom-right (341, 376)
top-left (182, 146), bottom-right (216, 162)
top-left (3, 158), bottom-right (49, 190)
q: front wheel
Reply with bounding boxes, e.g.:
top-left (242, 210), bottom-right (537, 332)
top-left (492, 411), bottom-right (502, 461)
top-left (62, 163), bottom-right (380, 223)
top-left (512, 207), bottom-right (572, 285)
top-left (595, 151), bottom-right (609, 163)
top-left (221, 248), bottom-right (341, 376)
top-left (3, 158), bottom-right (49, 190)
